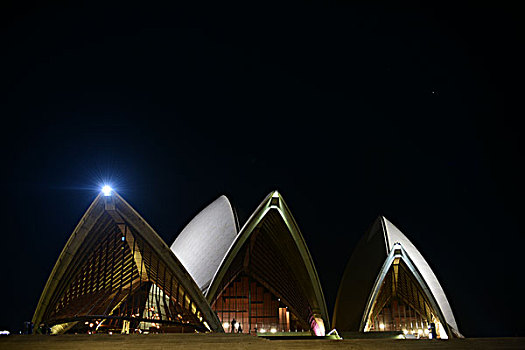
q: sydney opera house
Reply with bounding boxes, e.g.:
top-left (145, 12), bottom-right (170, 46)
top-left (32, 188), bottom-right (462, 339)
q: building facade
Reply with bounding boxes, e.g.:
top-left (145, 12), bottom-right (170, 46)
top-left (171, 191), bottom-right (329, 335)
top-left (34, 190), bottom-right (461, 338)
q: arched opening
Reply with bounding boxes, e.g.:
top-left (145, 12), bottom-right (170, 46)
top-left (208, 203), bottom-right (326, 335)
top-left (364, 256), bottom-right (446, 339)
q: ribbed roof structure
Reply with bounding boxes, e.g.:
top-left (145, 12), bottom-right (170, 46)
top-left (333, 216), bottom-right (462, 338)
top-left (32, 191), bottom-right (222, 334)
top-left (206, 191), bottom-right (329, 335)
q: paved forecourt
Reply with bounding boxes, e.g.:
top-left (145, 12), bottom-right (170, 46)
top-left (1, 334), bottom-right (524, 350)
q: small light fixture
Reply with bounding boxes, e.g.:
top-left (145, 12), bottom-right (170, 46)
top-left (102, 185), bottom-right (113, 196)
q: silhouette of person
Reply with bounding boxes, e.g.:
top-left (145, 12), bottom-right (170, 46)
top-left (231, 318), bottom-right (236, 333)
top-left (430, 322), bottom-right (437, 339)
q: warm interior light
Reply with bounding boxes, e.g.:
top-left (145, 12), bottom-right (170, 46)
top-left (222, 322), bottom-right (229, 329)
top-left (270, 328), bottom-right (277, 333)
top-left (259, 328), bottom-right (266, 333)
top-left (403, 329), bottom-right (408, 335)
top-left (379, 323), bottom-right (385, 330)
top-left (102, 185), bottom-right (112, 196)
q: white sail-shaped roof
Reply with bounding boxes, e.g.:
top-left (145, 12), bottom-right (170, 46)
top-left (333, 216), bottom-right (462, 338)
top-left (170, 196), bottom-right (238, 293)
top-left (381, 217), bottom-right (461, 337)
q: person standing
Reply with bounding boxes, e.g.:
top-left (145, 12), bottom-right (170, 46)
top-left (430, 322), bottom-right (437, 339)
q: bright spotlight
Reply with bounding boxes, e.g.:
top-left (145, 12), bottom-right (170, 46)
top-left (102, 185), bottom-right (113, 196)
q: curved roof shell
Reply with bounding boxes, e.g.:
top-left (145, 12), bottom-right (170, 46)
top-left (206, 191), bottom-right (330, 335)
top-left (32, 191), bottom-right (223, 333)
top-left (170, 195), bottom-right (238, 293)
top-left (333, 216), bottom-right (461, 338)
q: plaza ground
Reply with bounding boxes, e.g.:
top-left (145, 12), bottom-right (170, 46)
top-left (1, 333), bottom-right (524, 350)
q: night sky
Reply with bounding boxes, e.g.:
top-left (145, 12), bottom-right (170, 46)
top-left (1, 2), bottom-right (523, 337)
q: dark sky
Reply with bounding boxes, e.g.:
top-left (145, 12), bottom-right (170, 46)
top-left (1, 1), bottom-right (523, 337)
